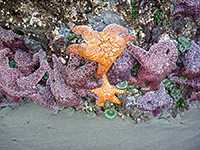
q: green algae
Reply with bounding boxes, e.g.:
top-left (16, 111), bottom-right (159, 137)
top-left (43, 72), bottom-right (49, 80)
top-left (43, 54), bottom-right (47, 60)
top-left (27, 15), bottom-right (32, 20)
top-left (176, 98), bottom-right (185, 110)
top-left (68, 33), bottom-right (76, 40)
top-left (153, 9), bottom-right (165, 22)
top-left (131, 62), bottom-right (140, 76)
top-left (131, 0), bottom-right (137, 20)
top-left (153, 9), bottom-right (165, 27)
top-left (170, 31), bottom-right (175, 38)
top-left (57, 106), bottom-right (66, 111)
top-left (8, 59), bottom-right (17, 68)
top-left (168, 21), bottom-right (173, 27)
top-left (127, 84), bottom-right (136, 90)
top-left (185, 21), bottom-right (191, 29)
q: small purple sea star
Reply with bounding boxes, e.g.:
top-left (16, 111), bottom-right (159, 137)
top-left (175, 42), bottom-right (200, 79)
top-left (137, 83), bottom-right (173, 118)
top-left (126, 40), bottom-right (178, 92)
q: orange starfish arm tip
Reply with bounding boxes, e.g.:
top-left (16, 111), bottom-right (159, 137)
top-left (96, 100), bottom-right (105, 106)
top-left (66, 43), bottom-right (87, 55)
top-left (128, 35), bottom-right (135, 42)
top-left (110, 96), bottom-right (122, 104)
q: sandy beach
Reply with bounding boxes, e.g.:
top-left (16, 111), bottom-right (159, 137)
top-left (0, 101), bottom-right (199, 150)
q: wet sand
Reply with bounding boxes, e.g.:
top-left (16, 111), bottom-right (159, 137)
top-left (0, 100), bottom-right (200, 150)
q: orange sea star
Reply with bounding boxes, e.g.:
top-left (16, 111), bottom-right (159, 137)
top-left (67, 22), bottom-right (135, 79)
top-left (90, 74), bottom-right (126, 106)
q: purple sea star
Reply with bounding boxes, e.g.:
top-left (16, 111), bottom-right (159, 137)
top-left (175, 42), bottom-right (200, 79)
top-left (126, 40), bottom-right (178, 92)
top-left (59, 53), bottom-right (103, 100)
top-left (46, 54), bottom-right (83, 109)
top-left (137, 83), bottom-right (173, 118)
top-left (106, 49), bottom-right (136, 85)
top-left (173, 0), bottom-right (200, 21)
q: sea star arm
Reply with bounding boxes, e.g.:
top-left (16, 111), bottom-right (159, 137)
top-left (67, 43), bottom-right (90, 58)
top-left (0, 47), bottom-right (10, 58)
top-left (103, 24), bottom-right (135, 42)
top-left (72, 61), bottom-right (98, 78)
top-left (68, 22), bottom-right (97, 42)
top-left (27, 92), bottom-right (58, 114)
top-left (126, 42), bottom-right (148, 66)
top-left (95, 63), bottom-right (112, 79)
top-left (67, 43), bottom-right (104, 62)
top-left (0, 48), bottom-right (11, 67)
top-left (49, 54), bottom-right (83, 109)
top-left (96, 98), bottom-right (105, 106)
top-left (169, 76), bottom-right (200, 90)
top-left (128, 75), bottom-right (145, 85)
top-left (110, 95), bottom-right (122, 104)
top-left (0, 85), bottom-right (37, 99)
top-left (16, 50), bottom-right (48, 89)
top-left (66, 53), bottom-right (82, 70)
top-left (187, 92), bottom-right (200, 103)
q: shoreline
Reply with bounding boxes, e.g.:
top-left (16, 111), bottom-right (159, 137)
top-left (0, 101), bottom-right (200, 150)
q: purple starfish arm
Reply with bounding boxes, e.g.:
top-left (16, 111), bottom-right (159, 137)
top-left (60, 53), bottom-right (103, 90)
top-left (0, 47), bottom-right (11, 66)
top-left (182, 43), bottom-right (200, 79)
top-left (126, 42), bottom-right (148, 66)
top-left (16, 50), bottom-right (48, 89)
top-left (14, 50), bottom-right (39, 76)
top-left (28, 84), bottom-right (58, 114)
top-left (107, 49), bottom-right (136, 85)
top-left (169, 75), bottom-right (200, 90)
top-left (47, 54), bottom-right (83, 109)
top-left (0, 26), bottom-right (29, 51)
top-left (187, 92), bottom-right (200, 103)
top-left (0, 85), bottom-right (37, 102)
top-left (65, 53), bottom-right (82, 71)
